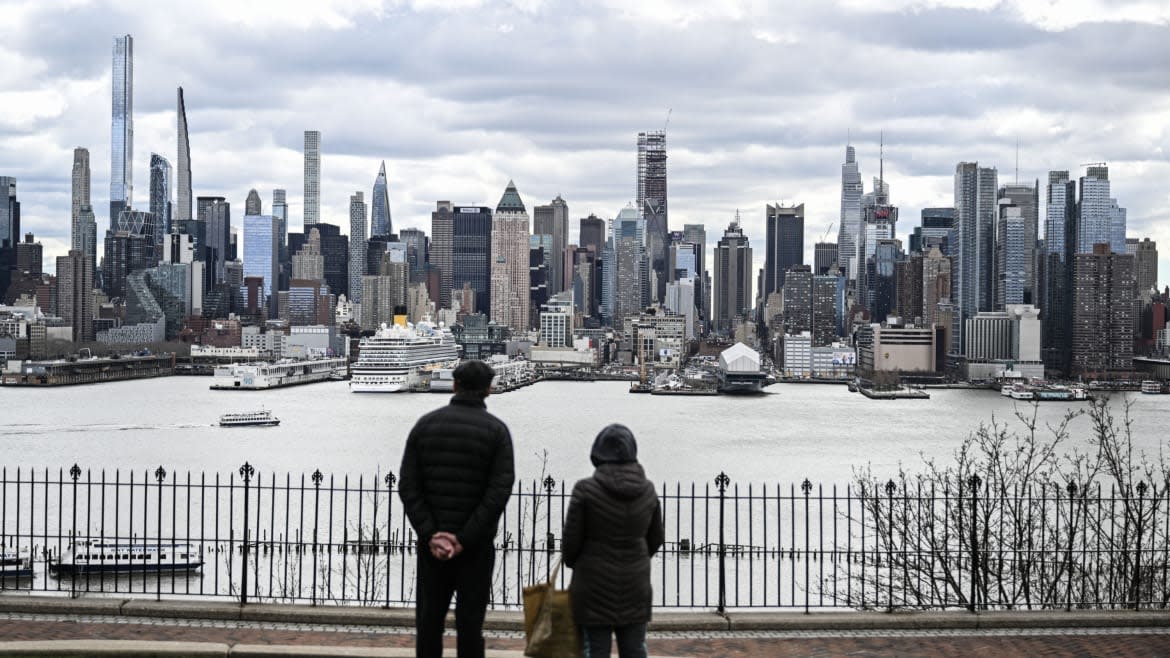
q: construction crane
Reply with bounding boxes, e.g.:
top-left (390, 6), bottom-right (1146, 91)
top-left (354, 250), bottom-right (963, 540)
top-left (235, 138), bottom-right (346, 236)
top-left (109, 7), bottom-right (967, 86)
top-left (1080, 161), bottom-right (1108, 168)
top-left (663, 108), bottom-right (672, 133)
top-left (822, 222), bottom-right (835, 243)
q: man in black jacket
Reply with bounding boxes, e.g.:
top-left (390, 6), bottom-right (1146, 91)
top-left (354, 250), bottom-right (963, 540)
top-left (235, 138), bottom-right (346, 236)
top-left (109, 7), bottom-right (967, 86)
top-left (399, 360), bottom-right (515, 658)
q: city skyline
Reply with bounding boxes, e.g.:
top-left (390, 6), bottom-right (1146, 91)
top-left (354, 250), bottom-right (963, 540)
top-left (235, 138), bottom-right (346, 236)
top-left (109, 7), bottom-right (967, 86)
top-left (3, 1), bottom-right (1169, 285)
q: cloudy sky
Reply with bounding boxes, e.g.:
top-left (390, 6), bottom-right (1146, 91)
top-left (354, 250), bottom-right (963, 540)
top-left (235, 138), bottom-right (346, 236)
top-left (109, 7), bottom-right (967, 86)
top-left (4, 0), bottom-right (1170, 286)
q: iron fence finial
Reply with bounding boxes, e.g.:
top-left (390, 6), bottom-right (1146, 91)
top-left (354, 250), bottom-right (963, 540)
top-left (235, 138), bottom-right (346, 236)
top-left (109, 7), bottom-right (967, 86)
top-left (802, 479), bottom-right (813, 495)
top-left (155, 466), bottom-right (166, 483)
top-left (239, 462), bottom-right (254, 483)
top-left (543, 476), bottom-right (556, 494)
top-left (885, 479), bottom-right (896, 496)
top-left (312, 470), bottom-right (323, 487)
top-left (1137, 481), bottom-right (1148, 497)
top-left (715, 472), bottom-right (730, 493)
top-left (1067, 481), bottom-right (1078, 496)
top-left (967, 474), bottom-right (982, 490)
top-left (69, 464), bottom-right (81, 481)
top-left (385, 471), bottom-right (396, 488)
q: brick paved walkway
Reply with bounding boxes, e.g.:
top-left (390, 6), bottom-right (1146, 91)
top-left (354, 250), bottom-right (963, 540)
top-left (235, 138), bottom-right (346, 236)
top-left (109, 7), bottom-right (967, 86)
top-left (3, 613), bottom-right (1170, 657)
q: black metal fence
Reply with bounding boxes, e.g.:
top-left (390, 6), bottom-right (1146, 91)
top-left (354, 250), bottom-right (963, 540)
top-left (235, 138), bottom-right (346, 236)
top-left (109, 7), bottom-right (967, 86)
top-left (2, 465), bottom-right (1168, 611)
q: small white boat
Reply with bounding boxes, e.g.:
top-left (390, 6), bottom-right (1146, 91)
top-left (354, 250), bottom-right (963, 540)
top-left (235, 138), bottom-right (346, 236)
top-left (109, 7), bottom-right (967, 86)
top-left (219, 409), bottom-right (280, 427)
top-left (0, 546), bottom-right (33, 580)
top-left (1141, 380), bottom-right (1163, 394)
top-left (50, 539), bottom-right (203, 576)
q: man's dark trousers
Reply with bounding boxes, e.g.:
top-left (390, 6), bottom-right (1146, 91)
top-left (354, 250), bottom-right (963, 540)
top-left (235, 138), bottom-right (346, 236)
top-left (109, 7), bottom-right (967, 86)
top-left (415, 542), bottom-right (495, 658)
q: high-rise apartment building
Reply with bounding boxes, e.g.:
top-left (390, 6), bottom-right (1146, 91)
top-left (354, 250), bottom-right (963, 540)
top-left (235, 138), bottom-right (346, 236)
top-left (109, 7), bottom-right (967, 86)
top-left (490, 181), bottom-right (531, 332)
top-left (0, 177), bottom-right (19, 251)
top-left (1042, 171), bottom-right (1076, 374)
top-left (712, 218), bottom-right (752, 334)
top-left (637, 131), bottom-right (668, 302)
top-left (995, 202), bottom-right (1026, 309)
top-left (782, 265), bottom-right (813, 337)
top-left (303, 131), bottom-right (320, 227)
top-left (953, 162), bottom-right (997, 354)
top-left (197, 196), bottom-right (230, 288)
top-left (580, 215), bottom-right (605, 256)
top-left (348, 191), bottom-right (367, 305)
top-left (911, 207), bottom-right (955, 256)
top-left (1071, 244), bottom-right (1135, 376)
top-left (110, 35), bottom-right (134, 226)
top-left (814, 242), bottom-right (838, 275)
top-left (149, 154), bottom-right (172, 248)
top-left (288, 223), bottom-right (347, 299)
top-left (398, 227), bottom-right (428, 282)
top-left (533, 195), bottom-right (568, 294)
top-left (1108, 198), bottom-right (1127, 255)
top-left (292, 227), bottom-right (325, 282)
top-left (764, 203), bottom-right (804, 297)
top-left (370, 161), bottom-right (392, 238)
top-left (1077, 166), bottom-right (1111, 254)
top-left (682, 224), bottom-right (707, 324)
top-left (922, 246), bottom-right (951, 327)
top-left (71, 148), bottom-right (91, 252)
top-left (837, 145), bottom-right (863, 280)
top-left (998, 182), bottom-right (1038, 302)
top-left (896, 253), bottom-right (924, 323)
top-left (176, 87), bottom-right (192, 222)
top-left (56, 250), bottom-right (94, 343)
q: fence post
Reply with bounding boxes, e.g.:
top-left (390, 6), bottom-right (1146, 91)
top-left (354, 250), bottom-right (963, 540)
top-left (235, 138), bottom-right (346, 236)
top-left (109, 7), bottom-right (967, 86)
top-left (155, 466), bottom-right (166, 602)
top-left (69, 464), bottom-right (80, 599)
top-left (1065, 481), bottom-right (1076, 611)
top-left (967, 474), bottom-right (981, 613)
top-left (238, 462), bottom-right (254, 606)
top-left (802, 479), bottom-right (812, 614)
top-left (715, 472), bottom-right (730, 614)
top-left (543, 475), bottom-right (556, 583)
top-left (1133, 481), bottom-right (1147, 609)
top-left (311, 469), bottom-right (322, 606)
top-left (885, 479), bottom-right (896, 611)
top-left (384, 471), bottom-right (396, 609)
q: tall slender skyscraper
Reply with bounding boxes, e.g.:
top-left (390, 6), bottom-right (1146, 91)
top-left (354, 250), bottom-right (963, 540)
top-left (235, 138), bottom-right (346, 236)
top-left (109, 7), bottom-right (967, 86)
top-left (110, 35), bottom-right (133, 227)
top-left (0, 178), bottom-right (18, 250)
top-left (682, 223), bottom-right (708, 323)
top-left (837, 145), bottom-right (863, 280)
top-left (71, 148), bottom-right (91, 251)
top-left (348, 191), bottom-right (367, 305)
top-left (370, 161), bottom-right (392, 238)
top-left (176, 87), bottom-right (192, 222)
top-left (245, 189), bottom-right (262, 216)
top-left (637, 131), bottom-right (668, 302)
top-left (1042, 171), bottom-right (1076, 374)
top-left (1076, 166), bottom-right (1111, 254)
top-left (303, 131), bottom-right (321, 227)
top-left (148, 154), bottom-right (172, 248)
top-left (533, 195), bottom-right (568, 294)
top-left (491, 180), bottom-right (531, 331)
top-left (953, 162), bottom-right (997, 354)
top-left (998, 182), bottom-right (1038, 303)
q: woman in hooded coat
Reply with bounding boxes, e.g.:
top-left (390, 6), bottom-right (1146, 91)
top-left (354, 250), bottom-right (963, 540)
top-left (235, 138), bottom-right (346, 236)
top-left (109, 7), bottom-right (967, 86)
top-left (561, 424), bottom-right (665, 658)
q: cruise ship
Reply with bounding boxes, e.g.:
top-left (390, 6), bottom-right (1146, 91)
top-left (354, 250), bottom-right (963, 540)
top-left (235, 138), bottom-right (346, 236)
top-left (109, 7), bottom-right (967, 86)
top-left (350, 321), bottom-right (461, 393)
top-left (210, 357), bottom-right (348, 390)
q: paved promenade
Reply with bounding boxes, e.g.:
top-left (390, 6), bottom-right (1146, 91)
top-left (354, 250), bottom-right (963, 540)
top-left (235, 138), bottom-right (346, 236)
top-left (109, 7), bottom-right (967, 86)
top-left (0, 598), bottom-right (1169, 657)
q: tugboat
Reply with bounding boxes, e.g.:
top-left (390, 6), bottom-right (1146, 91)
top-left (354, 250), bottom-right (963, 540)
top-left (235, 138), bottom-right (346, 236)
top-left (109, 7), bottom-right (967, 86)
top-left (219, 408), bottom-right (280, 427)
top-left (49, 539), bottom-right (203, 575)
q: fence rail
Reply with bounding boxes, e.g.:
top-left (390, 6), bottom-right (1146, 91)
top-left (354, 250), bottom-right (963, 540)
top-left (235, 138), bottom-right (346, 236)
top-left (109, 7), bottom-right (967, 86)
top-left (2, 465), bottom-right (1168, 611)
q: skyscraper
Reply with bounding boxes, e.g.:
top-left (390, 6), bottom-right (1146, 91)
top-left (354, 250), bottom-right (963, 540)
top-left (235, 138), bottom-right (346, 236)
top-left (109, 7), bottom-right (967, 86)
top-left (0, 177), bottom-right (18, 250)
top-left (243, 214), bottom-right (279, 317)
top-left (814, 242), bottom-right (838, 275)
top-left (998, 182), bottom-right (1038, 302)
top-left (682, 223), bottom-right (708, 324)
top-left (197, 196), bottom-right (230, 288)
top-left (176, 87), bottom-right (192, 222)
top-left (995, 202), bottom-right (1026, 309)
top-left (490, 180), bottom-right (531, 332)
top-left (348, 191), bottom-right (367, 305)
top-left (110, 35), bottom-right (134, 226)
top-left (149, 154), bottom-right (172, 249)
top-left (303, 131), bottom-right (321, 227)
top-left (837, 145), bottom-right (863, 280)
top-left (953, 162), bottom-right (997, 354)
top-left (370, 161), bottom-right (392, 238)
top-left (71, 148), bottom-right (91, 251)
top-left (1071, 244), bottom-right (1135, 376)
top-left (56, 250), bottom-right (94, 342)
top-left (1135, 238), bottom-right (1158, 296)
top-left (1077, 166), bottom-right (1111, 254)
top-left (712, 217), bottom-right (752, 334)
top-left (764, 203), bottom-right (804, 297)
top-left (431, 202), bottom-right (492, 313)
top-left (1041, 170), bottom-right (1076, 374)
top-left (245, 189), bottom-right (262, 216)
top-left (533, 195), bottom-right (568, 294)
top-left (637, 131), bottom-right (668, 302)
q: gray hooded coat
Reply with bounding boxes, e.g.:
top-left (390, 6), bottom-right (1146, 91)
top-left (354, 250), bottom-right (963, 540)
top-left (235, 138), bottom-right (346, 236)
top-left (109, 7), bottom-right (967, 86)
top-left (561, 424), bottom-right (665, 626)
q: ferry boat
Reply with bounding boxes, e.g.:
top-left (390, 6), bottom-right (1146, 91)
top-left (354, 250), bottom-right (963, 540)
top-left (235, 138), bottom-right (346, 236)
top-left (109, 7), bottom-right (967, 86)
top-left (219, 409), bottom-right (280, 427)
top-left (1001, 382), bottom-right (1089, 401)
top-left (350, 321), bottom-right (460, 393)
top-left (0, 546), bottom-right (33, 580)
top-left (1141, 380), bottom-right (1163, 394)
top-left (211, 357), bottom-right (347, 390)
top-left (49, 539), bottom-right (203, 576)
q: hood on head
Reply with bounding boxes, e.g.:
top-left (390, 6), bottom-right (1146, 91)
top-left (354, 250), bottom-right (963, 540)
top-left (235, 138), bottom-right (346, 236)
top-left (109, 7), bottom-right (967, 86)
top-left (591, 424), bottom-right (638, 467)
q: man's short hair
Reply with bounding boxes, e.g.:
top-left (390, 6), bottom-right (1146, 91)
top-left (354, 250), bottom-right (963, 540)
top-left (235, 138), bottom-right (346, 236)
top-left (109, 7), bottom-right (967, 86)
top-left (453, 360), bottom-right (495, 395)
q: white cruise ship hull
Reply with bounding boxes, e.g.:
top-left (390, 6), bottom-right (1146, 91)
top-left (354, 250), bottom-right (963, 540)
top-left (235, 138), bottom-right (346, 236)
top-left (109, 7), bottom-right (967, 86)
top-left (350, 381), bottom-right (409, 393)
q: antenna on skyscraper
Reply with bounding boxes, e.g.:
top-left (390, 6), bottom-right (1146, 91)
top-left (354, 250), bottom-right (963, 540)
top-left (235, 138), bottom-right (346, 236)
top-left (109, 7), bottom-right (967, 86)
top-left (878, 130), bottom-right (885, 200)
top-left (1015, 138), bottom-right (1019, 185)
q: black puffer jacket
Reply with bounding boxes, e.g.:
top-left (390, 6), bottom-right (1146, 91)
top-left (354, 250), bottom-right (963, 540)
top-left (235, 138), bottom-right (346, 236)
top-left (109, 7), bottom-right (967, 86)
top-left (398, 391), bottom-right (515, 550)
top-left (561, 424), bottom-right (664, 627)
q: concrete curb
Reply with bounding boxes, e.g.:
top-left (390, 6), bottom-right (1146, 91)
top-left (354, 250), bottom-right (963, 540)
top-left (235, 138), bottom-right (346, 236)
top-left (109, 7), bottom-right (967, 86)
top-left (3, 595), bottom-right (1170, 633)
